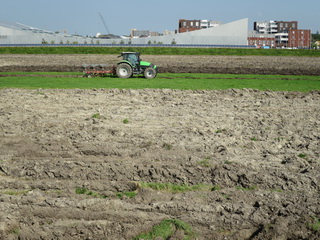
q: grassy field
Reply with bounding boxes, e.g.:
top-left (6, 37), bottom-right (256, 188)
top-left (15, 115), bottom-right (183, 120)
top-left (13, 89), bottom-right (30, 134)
top-left (0, 47), bottom-right (320, 57)
top-left (0, 73), bottom-right (319, 92)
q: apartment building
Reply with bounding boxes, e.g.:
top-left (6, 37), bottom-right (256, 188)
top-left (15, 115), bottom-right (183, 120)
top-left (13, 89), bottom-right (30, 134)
top-left (254, 21), bottom-right (278, 34)
top-left (251, 20), bottom-right (310, 48)
top-left (254, 21), bottom-right (298, 34)
top-left (178, 19), bottom-right (221, 33)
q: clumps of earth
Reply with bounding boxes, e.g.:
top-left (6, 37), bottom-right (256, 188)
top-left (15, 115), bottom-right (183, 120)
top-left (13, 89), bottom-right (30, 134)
top-left (0, 54), bottom-right (319, 239)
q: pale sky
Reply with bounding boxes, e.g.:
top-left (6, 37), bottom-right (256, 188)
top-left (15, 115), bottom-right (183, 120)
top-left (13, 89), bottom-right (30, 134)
top-left (1, 0), bottom-right (319, 36)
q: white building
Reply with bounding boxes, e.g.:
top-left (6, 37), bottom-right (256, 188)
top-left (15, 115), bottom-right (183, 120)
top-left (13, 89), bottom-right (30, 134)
top-left (254, 21), bottom-right (278, 34)
top-left (0, 21), bottom-right (95, 44)
top-left (200, 20), bottom-right (221, 29)
top-left (0, 18), bottom-right (249, 46)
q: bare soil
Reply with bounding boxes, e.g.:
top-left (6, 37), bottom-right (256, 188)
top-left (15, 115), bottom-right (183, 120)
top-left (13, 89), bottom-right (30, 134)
top-left (0, 54), bottom-right (320, 75)
top-left (0, 55), bottom-right (320, 240)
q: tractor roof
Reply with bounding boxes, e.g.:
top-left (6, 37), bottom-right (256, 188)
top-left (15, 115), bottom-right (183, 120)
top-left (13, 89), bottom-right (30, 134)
top-left (121, 52), bottom-right (140, 55)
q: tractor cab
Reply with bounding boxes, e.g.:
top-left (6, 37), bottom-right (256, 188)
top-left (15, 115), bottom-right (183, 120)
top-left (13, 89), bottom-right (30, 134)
top-left (120, 52), bottom-right (141, 68)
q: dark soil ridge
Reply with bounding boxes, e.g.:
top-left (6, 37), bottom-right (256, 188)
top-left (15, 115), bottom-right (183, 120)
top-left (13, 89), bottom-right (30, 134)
top-left (1, 64), bottom-right (320, 75)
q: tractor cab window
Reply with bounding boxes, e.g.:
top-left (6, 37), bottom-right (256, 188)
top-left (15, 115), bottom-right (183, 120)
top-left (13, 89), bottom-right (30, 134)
top-left (126, 54), bottom-right (139, 66)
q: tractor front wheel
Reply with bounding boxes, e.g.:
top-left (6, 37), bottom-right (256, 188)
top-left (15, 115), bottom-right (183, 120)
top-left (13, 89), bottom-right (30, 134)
top-left (144, 67), bottom-right (157, 79)
top-left (116, 63), bottom-right (132, 79)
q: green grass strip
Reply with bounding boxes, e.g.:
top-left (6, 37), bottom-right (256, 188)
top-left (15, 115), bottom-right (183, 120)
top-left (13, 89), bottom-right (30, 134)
top-left (0, 72), bottom-right (78, 75)
top-left (0, 73), bottom-right (319, 92)
top-left (1, 47), bottom-right (320, 57)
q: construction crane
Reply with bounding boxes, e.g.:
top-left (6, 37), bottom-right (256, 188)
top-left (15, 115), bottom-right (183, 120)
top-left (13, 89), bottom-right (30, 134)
top-left (99, 12), bottom-right (110, 35)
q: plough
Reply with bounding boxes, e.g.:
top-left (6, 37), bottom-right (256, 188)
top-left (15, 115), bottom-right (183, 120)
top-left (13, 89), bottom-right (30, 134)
top-left (82, 64), bottom-right (116, 78)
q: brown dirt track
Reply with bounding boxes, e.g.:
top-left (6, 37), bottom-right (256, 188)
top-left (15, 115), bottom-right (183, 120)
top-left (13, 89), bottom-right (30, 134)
top-left (0, 54), bottom-right (320, 240)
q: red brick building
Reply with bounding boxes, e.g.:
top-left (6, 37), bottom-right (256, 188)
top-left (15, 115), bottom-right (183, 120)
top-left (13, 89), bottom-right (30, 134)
top-left (288, 29), bottom-right (311, 48)
top-left (248, 32), bottom-right (275, 48)
top-left (178, 19), bottom-right (221, 33)
top-left (178, 19), bottom-right (201, 33)
top-left (277, 21), bottom-right (298, 32)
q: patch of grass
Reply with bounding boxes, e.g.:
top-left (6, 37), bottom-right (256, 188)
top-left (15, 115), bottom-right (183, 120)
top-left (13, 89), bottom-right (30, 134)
top-left (0, 73), bottom-right (319, 92)
top-left (91, 113), bottom-right (102, 119)
top-left (224, 160), bottom-right (233, 165)
top-left (298, 153), bottom-right (307, 158)
top-left (308, 217), bottom-right (320, 232)
top-left (75, 187), bottom-right (87, 194)
top-left (212, 185), bottom-right (222, 191)
top-left (0, 71), bottom-right (78, 76)
top-left (162, 142), bottom-right (173, 150)
top-left (250, 137), bottom-right (258, 141)
top-left (76, 187), bottom-right (137, 199)
top-left (2, 190), bottom-right (31, 195)
top-left (133, 219), bottom-right (196, 240)
top-left (139, 182), bottom-right (215, 193)
top-left (9, 227), bottom-right (20, 235)
top-left (124, 191), bottom-right (137, 198)
top-left (198, 157), bottom-right (212, 167)
top-left (75, 187), bottom-right (107, 199)
top-left (122, 118), bottom-right (129, 124)
top-left (269, 188), bottom-right (283, 193)
top-left (215, 128), bottom-right (227, 134)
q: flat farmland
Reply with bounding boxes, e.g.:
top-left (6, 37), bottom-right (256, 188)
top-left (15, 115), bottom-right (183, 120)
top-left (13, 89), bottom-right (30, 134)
top-left (0, 54), bottom-right (319, 240)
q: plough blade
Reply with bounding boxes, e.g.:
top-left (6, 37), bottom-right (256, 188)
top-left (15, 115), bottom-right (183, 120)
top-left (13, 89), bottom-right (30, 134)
top-left (82, 64), bottom-right (115, 77)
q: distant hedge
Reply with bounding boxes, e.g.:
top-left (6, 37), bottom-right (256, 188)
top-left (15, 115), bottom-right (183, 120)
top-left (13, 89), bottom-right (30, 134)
top-left (0, 46), bottom-right (319, 57)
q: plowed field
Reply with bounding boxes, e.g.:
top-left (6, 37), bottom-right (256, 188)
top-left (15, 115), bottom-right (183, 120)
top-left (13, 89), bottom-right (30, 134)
top-left (0, 54), bottom-right (320, 239)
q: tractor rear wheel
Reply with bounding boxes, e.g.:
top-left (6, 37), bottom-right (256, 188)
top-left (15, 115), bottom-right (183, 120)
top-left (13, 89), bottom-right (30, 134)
top-left (116, 63), bottom-right (132, 79)
top-left (144, 67), bottom-right (157, 79)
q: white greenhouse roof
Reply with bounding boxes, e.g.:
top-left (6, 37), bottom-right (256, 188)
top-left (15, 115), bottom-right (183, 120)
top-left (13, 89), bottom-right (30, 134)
top-left (0, 21), bottom-right (55, 34)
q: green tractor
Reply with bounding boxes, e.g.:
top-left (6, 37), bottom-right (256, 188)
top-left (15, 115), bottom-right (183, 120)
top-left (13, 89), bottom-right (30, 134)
top-left (116, 52), bottom-right (158, 79)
